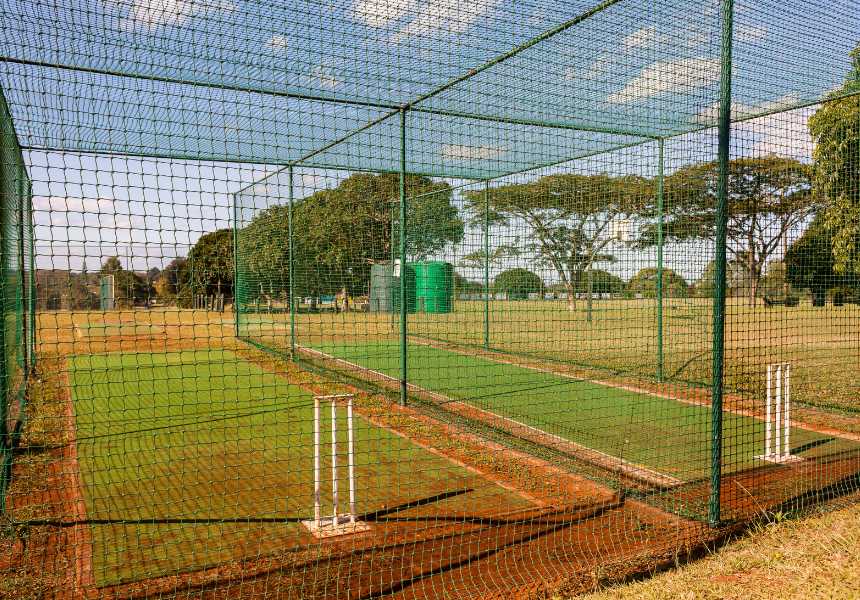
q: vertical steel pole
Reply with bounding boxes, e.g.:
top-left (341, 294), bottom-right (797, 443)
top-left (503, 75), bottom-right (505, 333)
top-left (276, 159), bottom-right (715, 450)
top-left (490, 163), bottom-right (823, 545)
top-left (331, 398), bottom-right (338, 520)
top-left (399, 108), bottom-right (408, 406)
top-left (483, 180), bottom-right (490, 349)
top-left (288, 166), bottom-right (296, 360)
top-left (710, 0), bottom-right (734, 527)
top-left (16, 176), bottom-right (27, 378)
top-left (346, 396), bottom-right (356, 523)
top-left (232, 190), bottom-right (240, 339)
top-left (656, 138), bottom-right (665, 383)
top-left (313, 396), bottom-right (321, 528)
top-left (28, 182), bottom-right (35, 372)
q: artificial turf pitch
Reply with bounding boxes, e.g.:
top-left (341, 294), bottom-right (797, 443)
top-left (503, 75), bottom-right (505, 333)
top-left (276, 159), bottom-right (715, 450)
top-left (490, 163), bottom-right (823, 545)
top-left (68, 350), bottom-right (533, 586)
top-left (308, 341), bottom-right (857, 484)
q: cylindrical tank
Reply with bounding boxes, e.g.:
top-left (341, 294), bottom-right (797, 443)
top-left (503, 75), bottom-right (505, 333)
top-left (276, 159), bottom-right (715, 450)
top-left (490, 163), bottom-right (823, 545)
top-left (414, 261), bottom-right (453, 313)
top-left (369, 263), bottom-right (395, 313)
top-left (391, 262), bottom-right (417, 314)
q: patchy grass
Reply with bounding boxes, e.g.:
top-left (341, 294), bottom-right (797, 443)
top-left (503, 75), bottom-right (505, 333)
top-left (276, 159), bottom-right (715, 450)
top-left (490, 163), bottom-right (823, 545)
top-left (577, 501), bottom-right (860, 600)
top-left (67, 349), bottom-right (532, 586)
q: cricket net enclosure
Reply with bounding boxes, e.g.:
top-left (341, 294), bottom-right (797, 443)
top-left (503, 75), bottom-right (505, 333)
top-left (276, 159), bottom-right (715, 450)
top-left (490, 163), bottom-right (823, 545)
top-left (1, 0), bottom-right (860, 598)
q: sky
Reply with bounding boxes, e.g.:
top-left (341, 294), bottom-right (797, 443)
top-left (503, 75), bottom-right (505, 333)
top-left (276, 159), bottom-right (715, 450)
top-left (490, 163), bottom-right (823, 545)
top-left (2, 0), bottom-right (858, 279)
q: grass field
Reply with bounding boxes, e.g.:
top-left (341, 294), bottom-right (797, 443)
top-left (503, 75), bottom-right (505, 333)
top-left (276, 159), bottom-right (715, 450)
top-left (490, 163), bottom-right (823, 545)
top-left (243, 297), bottom-right (860, 412)
top-left (68, 349), bottom-right (534, 587)
top-left (305, 340), bottom-right (858, 484)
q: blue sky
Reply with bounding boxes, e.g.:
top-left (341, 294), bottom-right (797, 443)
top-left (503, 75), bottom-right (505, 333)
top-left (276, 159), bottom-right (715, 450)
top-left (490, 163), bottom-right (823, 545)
top-left (3, 0), bottom-right (858, 277)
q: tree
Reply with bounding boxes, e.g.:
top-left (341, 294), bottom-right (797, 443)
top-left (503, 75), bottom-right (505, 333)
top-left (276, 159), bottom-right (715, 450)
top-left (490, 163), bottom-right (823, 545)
top-left (646, 157), bottom-right (815, 306)
top-left (154, 257), bottom-right (189, 301)
top-left (785, 213), bottom-right (857, 306)
top-left (585, 269), bottom-right (626, 295)
top-left (238, 173), bottom-right (464, 299)
top-left (453, 273), bottom-right (483, 295)
top-left (808, 44), bottom-right (860, 275)
top-left (493, 268), bottom-right (543, 299)
top-left (99, 256), bottom-right (150, 308)
top-left (627, 268), bottom-right (688, 298)
top-left (187, 229), bottom-right (234, 299)
top-left (694, 258), bottom-right (753, 298)
top-left (464, 174), bottom-right (650, 310)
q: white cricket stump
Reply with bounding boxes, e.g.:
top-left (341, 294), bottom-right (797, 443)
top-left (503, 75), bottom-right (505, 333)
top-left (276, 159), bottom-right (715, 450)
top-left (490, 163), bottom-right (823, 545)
top-left (302, 394), bottom-right (371, 538)
top-left (755, 363), bottom-right (803, 464)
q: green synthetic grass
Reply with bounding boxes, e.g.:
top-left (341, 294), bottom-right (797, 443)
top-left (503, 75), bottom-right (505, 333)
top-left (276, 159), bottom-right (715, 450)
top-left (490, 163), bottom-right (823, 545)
top-left (310, 341), bottom-right (857, 483)
top-left (69, 349), bottom-right (532, 587)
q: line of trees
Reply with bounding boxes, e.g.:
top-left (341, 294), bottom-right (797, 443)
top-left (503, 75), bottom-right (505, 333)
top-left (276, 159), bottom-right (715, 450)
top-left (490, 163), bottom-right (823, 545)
top-left (65, 43), bottom-right (854, 312)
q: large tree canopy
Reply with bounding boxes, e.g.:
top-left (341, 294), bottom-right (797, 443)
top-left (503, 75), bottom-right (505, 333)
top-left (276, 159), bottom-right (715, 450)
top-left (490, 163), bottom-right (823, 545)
top-left (100, 256), bottom-right (151, 307)
top-left (238, 173), bottom-right (464, 299)
top-left (187, 228), bottom-right (234, 298)
top-left (627, 267), bottom-right (689, 298)
top-left (808, 43), bottom-right (860, 275)
top-left (465, 173), bottom-right (651, 310)
top-left (493, 268), bottom-right (543, 299)
top-left (643, 156), bottom-right (815, 305)
top-left (785, 213), bottom-right (857, 306)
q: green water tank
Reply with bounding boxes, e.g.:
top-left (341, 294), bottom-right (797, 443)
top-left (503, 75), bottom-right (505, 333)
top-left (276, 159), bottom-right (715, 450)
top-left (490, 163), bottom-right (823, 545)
top-left (391, 262), bottom-right (417, 314)
top-left (414, 261), bottom-right (453, 313)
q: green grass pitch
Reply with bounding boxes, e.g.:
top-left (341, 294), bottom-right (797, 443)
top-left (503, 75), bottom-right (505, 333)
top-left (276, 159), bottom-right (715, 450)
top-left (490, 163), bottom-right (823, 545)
top-left (68, 349), bottom-right (533, 586)
top-left (309, 341), bottom-right (857, 483)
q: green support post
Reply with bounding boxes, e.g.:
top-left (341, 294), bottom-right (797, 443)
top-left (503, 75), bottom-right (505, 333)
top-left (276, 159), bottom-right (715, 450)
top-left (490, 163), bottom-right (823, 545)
top-left (656, 138), bottom-right (665, 383)
top-left (398, 109), bottom-right (408, 406)
top-left (483, 180), bottom-right (490, 349)
top-left (289, 166), bottom-right (296, 360)
top-left (16, 176), bottom-right (26, 379)
top-left (232, 189), bottom-right (240, 340)
top-left (710, 0), bottom-right (734, 527)
top-left (27, 181), bottom-right (35, 373)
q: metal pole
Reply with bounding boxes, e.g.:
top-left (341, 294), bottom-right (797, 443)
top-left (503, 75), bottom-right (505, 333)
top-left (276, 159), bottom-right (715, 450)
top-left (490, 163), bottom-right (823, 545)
top-left (28, 183), bottom-right (36, 372)
top-left (399, 108), bottom-right (408, 406)
top-left (765, 364), bottom-right (772, 457)
top-left (313, 395), bottom-right (321, 528)
top-left (774, 365), bottom-right (782, 458)
top-left (709, 0), bottom-right (734, 528)
top-left (483, 180), bottom-right (490, 349)
top-left (232, 190), bottom-right (240, 339)
top-left (16, 176), bottom-right (27, 377)
top-left (784, 364), bottom-right (791, 459)
top-left (331, 398), bottom-right (338, 521)
top-left (656, 138), bottom-right (665, 382)
top-left (289, 166), bottom-right (296, 360)
top-left (346, 396), bottom-right (356, 523)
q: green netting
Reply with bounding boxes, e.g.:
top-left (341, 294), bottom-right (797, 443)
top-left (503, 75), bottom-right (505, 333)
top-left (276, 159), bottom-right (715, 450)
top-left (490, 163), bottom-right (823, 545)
top-left (2, 0), bottom-right (860, 597)
top-left (0, 85), bottom-right (32, 509)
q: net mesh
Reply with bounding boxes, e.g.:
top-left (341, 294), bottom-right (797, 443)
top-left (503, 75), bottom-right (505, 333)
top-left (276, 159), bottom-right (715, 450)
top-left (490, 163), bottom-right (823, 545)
top-left (1, 0), bottom-right (859, 597)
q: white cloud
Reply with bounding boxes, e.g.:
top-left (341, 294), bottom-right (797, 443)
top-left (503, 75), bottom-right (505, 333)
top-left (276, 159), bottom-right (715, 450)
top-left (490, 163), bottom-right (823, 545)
top-left (441, 144), bottom-right (507, 160)
top-left (622, 26), bottom-right (672, 51)
top-left (749, 108), bottom-right (813, 160)
top-left (32, 196), bottom-right (115, 214)
top-left (695, 93), bottom-right (801, 125)
top-left (353, 0), bottom-right (416, 28)
top-left (565, 55), bottom-right (611, 82)
top-left (734, 23), bottom-right (768, 43)
top-left (391, 0), bottom-right (501, 43)
top-left (119, 0), bottom-right (235, 29)
top-left (267, 35), bottom-right (289, 50)
top-left (608, 57), bottom-right (721, 104)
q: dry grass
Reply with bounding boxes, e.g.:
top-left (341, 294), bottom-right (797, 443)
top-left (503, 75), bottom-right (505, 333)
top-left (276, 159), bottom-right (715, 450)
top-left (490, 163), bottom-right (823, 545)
top-left (577, 500), bottom-right (860, 600)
